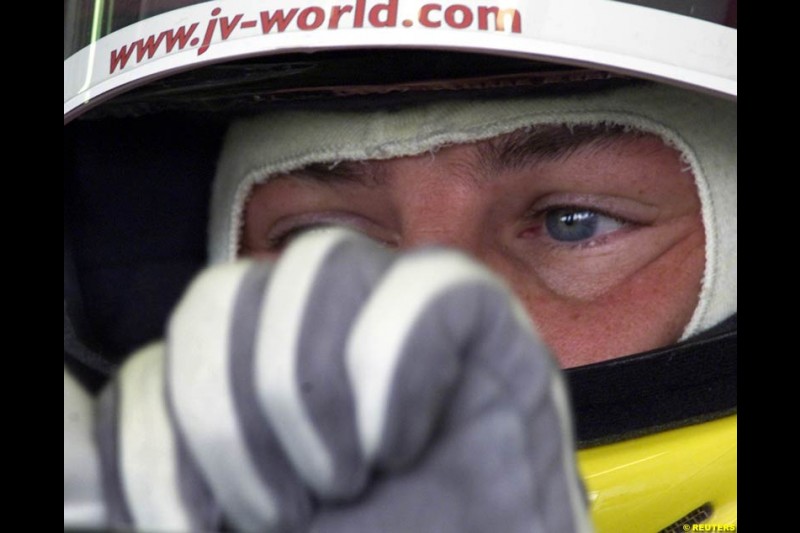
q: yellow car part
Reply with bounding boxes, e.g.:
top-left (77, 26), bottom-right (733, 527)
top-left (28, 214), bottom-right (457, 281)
top-left (577, 414), bottom-right (736, 532)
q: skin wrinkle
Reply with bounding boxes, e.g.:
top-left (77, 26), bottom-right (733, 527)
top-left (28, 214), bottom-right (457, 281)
top-left (276, 125), bottom-right (640, 188)
top-left (301, 161), bottom-right (389, 187)
top-left (529, 209), bottom-right (701, 302)
top-left (241, 125), bottom-right (704, 368)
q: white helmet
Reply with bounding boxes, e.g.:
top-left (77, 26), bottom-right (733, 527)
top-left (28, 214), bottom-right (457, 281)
top-left (65, 0), bottom-right (735, 122)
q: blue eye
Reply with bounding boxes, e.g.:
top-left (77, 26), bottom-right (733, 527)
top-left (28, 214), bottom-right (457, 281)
top-left (544, 208), bottom-right (624, 243)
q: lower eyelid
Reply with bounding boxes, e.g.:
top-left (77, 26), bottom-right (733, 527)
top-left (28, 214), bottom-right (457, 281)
top-left (560, 229), bottom-right (627, 250)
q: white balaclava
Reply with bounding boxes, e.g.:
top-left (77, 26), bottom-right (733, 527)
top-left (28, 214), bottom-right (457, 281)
top-left (209, 83), bottom-right (736, 339)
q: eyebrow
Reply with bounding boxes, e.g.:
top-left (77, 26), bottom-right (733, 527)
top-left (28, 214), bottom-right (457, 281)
top-left (477, 123), bottom-right (644, 176)
top-left (281, 160), bottom-right (389, 186)
top-left (277, 123), bottom-right (644, 186)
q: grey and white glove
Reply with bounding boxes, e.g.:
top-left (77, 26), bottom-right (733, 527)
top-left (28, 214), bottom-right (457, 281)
top-left (72, 227), bottom-right (591, 532)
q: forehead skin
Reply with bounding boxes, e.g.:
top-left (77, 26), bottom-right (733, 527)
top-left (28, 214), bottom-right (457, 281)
top-left (241, 127), bottom-right (704, 368)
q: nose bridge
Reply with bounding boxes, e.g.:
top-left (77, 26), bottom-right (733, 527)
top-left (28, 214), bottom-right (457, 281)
top-left (398, 178), bottom-right (486, 252)
top-left (386, 145), bottom-right (493, 254)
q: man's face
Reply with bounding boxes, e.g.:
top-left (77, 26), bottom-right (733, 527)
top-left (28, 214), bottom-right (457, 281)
top-left (241, 126), bottom-right (704, 368)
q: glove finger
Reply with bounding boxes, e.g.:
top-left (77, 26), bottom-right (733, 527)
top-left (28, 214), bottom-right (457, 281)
top-left (344, 248), bottom-right (497, 468)
top-left (253, 227), bottom-right (395, 500)
top-left (341, 248), bottom-right (591, 533)
top-left (168, 260), bottom-right (312, 532)
top-left (96, 343), bottom-right (220, 531)
top-left (64, 369), bottom-right (106, 528)
top-left (439, 282), bottom-right (590, 533)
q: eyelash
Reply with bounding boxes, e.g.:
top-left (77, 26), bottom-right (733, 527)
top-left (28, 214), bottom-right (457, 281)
top-left (265, 222), bottom-right (332, 252)
top-left (264, 218), bottom-right (400, 253)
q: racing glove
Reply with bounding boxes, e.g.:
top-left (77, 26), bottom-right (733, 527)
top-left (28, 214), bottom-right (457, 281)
top-left (66, 227), bottom-right (591, 532)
